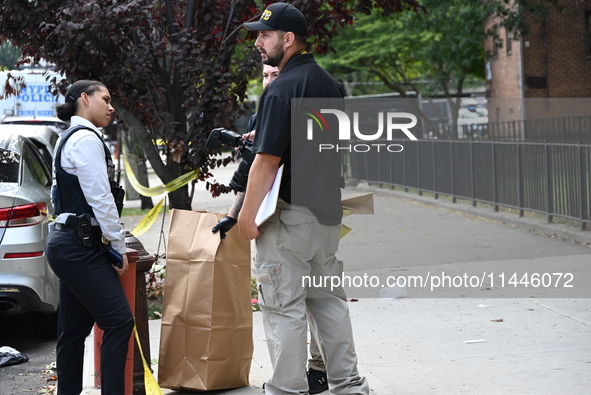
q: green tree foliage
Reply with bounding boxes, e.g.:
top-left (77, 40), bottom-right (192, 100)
top-left (0, 41), bottom-right (20, 70)
top-left (494, 0), bottom-right (561, 38)
top-left (318, 0), bottom-right (560, 138)
top-left (0, 0), bottom-right (422, 209)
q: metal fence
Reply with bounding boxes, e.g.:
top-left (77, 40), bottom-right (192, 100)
top-left (448, 116), bottom-right (591, 143)
top-left (346, 139), bottom-right (591, 230)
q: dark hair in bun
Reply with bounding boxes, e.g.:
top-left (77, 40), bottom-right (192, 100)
top-left (56, 80), bottom-right (106, 121)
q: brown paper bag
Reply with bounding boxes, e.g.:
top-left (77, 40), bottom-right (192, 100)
top-left (158, 209), bottom-right (252, 391)
top-left (342, 192), bottom-right (374, 215)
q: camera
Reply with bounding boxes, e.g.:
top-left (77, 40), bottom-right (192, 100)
top-left (206, 128), bottom-right (255, 192)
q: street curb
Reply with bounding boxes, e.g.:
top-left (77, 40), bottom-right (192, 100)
top-left (353, 182), bottom-right (591, 247)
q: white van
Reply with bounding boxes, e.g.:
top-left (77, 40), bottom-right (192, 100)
top-left (0, 68), bottom-right (65, 119)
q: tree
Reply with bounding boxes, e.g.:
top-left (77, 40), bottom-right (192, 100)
top-left (0, 41), bottom-right (20, 70)
top-left (0, 0), bottom-right (423, 209)
top-left (317, 0), bottom-right (561, 139)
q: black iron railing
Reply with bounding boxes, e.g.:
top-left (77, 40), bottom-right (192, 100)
top-left (436, 116), bottom-right (591, 143)
top-left (346, 139), bottom-right (591, 230)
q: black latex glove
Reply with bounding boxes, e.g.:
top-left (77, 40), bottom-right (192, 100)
top-left (212, 215), bottom-right (237, 239)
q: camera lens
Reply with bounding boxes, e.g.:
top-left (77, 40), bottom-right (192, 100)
top-left (229, 159), bottom-right (251, 192)
top-left (218, 129), bottom-right (242, 147)
top-left (206, 128), bottom-right (243, 152)
top-left (206, 127), bottom-right (256, 192)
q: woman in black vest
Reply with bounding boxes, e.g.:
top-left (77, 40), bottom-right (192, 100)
top-left (47, 80), bottom-right (133, 395)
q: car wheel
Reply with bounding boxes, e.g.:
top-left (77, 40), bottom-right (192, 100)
top-left (33, 310), bottom-right (59, 339)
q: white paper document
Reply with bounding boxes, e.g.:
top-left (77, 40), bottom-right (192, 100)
top-left (255, 164), bottom-right (284, 226)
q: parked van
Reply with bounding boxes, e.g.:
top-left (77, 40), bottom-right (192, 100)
top-left (0, 68), bottom-right (64, 119)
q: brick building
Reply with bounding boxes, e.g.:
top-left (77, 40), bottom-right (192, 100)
top-left (484, 1), bottom-right (591, 141)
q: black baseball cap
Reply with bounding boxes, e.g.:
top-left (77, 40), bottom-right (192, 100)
top-left (243, 2), bottom-right (307, 37)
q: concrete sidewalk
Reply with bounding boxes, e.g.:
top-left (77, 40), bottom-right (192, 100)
top-left (83, 167), bottom-right (591, 394)
top-left (84, 297), bottom-right (591, 395)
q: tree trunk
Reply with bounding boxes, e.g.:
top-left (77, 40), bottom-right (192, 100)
top-left (122, 129), bottom-right (140, 202)
top-left (168, 185), bottom-right (191, 211)
top-left (112, 100), bottom-right (192, 210)
top-left (122, 127), bottom-right (154, 210)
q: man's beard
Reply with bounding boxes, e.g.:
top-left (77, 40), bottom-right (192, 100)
top-left (264, 43), bottom-right (284, 67)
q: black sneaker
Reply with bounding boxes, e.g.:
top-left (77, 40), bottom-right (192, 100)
top-left (307, 368), bottom-right (328, 394)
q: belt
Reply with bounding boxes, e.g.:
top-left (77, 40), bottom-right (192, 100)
top-left (55, 223), bottom-right (77, 233)
top-left (55, 222), bottom-right (100, 230)
top-left (55, 213), bottom-right (101, 227)
top-left (55, 222), bottom-right (104, 247)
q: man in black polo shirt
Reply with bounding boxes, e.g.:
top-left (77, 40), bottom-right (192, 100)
top-left (239, 3), bottom-right (369, 395)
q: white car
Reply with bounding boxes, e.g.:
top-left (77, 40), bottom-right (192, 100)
top-left (0, 124), bottom-right (60, 167)
top-left (0, 131), bottom-right (58, 338)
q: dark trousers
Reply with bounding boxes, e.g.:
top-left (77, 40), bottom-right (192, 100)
top-left (47, 229), bottom-right (133, 395)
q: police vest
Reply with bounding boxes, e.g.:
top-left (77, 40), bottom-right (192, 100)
top-left (52, 125), bottom-right (124, 217)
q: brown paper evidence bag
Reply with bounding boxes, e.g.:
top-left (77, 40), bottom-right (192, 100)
top-left (157, 193), bottom-right (372, 391)
top-left (158, 210), bottom-right (252, 391)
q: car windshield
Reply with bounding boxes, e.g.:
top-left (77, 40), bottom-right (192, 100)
top-left (0, 149), bottom-right (20, 182)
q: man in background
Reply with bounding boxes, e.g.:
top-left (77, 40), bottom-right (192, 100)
top-left (239, 3), bottom-right (369, 394)
top-left (212, 64), bottom-right (279, 238)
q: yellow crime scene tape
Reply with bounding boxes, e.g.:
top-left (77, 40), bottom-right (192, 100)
top-left (122, 150), bottom-right (200, 198)
top-left (340, 223), bottom-right (352, 239)
top-left (340, 209), bottom-right (353, 238)
top-left (130, 198), bottom-right (165, 237)
top-left (122, 144), bottom-right (361, 239)
top-left (122, 143), bottom-right (199, 236)
top-left (133, 322), bottom-right (163, 395)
